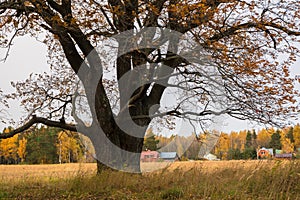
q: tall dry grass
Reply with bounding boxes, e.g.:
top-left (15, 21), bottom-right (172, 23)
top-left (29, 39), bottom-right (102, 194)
top-left (0, 160), bottom-right (299, 199)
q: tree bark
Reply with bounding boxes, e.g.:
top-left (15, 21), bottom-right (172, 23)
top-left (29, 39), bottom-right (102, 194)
top-left (89, 126), bottom-right (145, 174)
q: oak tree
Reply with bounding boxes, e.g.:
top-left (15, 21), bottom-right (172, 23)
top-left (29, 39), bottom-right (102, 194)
top-left (0, 0), bottom-right (300, 172)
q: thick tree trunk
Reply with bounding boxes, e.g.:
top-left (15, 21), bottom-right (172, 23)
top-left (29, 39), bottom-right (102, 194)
top-left (89, 126), bottom-right (145, 174)
top-left (96, 160), bottom-right (113, 174)
top-left (80, 55), bottom-right (152, 174)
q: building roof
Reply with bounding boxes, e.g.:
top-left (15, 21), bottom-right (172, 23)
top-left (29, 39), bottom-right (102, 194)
top-left (259, 147), bottom-right (274, 156)
top-left (159, 152), bottom-right (178, 159)
top-left (141, 150), bottom-right (159, 155)
top-left (275, 153), bottom-right (292, 158)
top-left (203, 153), bottom-right (218, 160)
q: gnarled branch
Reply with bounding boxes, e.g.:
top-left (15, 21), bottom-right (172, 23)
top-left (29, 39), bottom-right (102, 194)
top-left (0, 115), bottom-right (77, 139)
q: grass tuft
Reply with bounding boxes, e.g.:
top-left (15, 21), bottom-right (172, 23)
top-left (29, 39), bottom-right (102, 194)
top-left (160, 187), bottom-right (184, 199)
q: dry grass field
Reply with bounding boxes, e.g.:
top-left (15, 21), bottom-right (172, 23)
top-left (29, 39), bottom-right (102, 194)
top-left (0, 160), bottom-right (300, 199)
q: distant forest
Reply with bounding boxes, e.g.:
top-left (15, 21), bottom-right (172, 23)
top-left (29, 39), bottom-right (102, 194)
top-left (0, 126), bottom-right (95, 164)
top-left (0, 124), bottom-right (300, 164)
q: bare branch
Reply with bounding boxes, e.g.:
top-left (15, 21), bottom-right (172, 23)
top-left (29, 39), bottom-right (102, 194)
top-left (0, 115), bottom-right (77, 139)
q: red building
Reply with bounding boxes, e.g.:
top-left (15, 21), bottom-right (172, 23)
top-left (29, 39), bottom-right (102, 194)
top-left (257, 147), bottom-right (273, 159)
top-left (140, 150), bottom-right (160, 162)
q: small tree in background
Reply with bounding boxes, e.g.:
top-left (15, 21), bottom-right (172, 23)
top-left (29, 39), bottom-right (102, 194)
top-left (252, 129), bottom-right (258, 149)
top-left (245, 131), bottom-right (252, 148)
top-left (269, 130), bottom-right (282, 154)
top-left (286, 127), bottom-right (295, 144)
top-left (57, 131), bottom-right (84, 163)
top-left (143, 129), bottom-right (159, 151)
top-left (0, 127), bottom-right (18, 164)
top-left (243, 130), bottom-right (256, 159)
top-left (17, 137), bottom-right (27, 163)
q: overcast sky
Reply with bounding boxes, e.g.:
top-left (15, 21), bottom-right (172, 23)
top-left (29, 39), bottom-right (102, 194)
top-left (0, 36), bottom-right (299, 133)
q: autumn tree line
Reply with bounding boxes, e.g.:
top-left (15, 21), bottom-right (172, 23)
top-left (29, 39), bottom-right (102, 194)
top-left (212, 125), bottom-right (300, 160)
top-left (0, 126), bottom-right (95, 164)
top-left (1, 124), bottom-right (300, 164)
